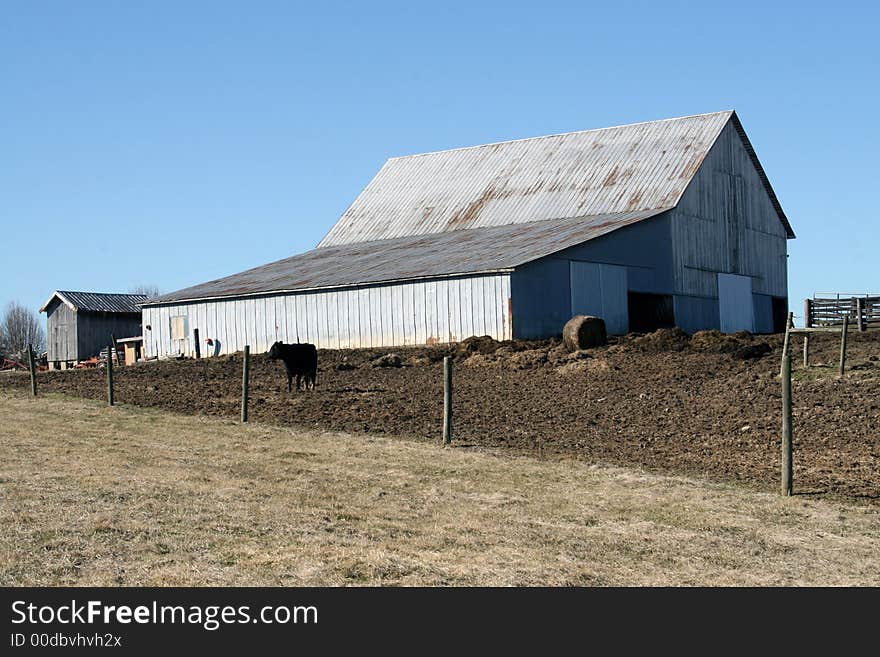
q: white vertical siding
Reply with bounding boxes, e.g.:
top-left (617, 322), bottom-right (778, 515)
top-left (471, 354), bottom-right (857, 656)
top-left (142, 273), bottom-right (512, 358)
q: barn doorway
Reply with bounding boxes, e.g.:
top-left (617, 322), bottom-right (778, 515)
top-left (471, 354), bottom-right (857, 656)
top-left (718, 273), bottom-right (754, 333)
top-left (627, 292), bottom-right (674, 333)
top-left (771, 297), bottom-right (789, 333)
top-left (569, 262), bottom-right (628, 334)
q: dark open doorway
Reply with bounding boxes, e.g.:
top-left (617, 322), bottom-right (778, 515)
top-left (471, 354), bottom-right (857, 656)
top-left (771, 297), bottom-right (789, 333)
top-left (627, 292), bottom-right (675, 333)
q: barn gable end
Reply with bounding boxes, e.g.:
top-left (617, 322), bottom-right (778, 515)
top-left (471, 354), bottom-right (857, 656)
top-left (670, 118), bottom-right (790, 333)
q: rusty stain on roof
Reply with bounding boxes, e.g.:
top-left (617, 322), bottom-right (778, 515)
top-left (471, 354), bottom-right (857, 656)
top-left (318, 110), bottom-right (791, 247)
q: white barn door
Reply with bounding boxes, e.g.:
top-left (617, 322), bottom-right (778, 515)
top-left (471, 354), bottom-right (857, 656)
top-left (718, 273), bottom-right (754, 333)
top-left (570, 262), bottom-right (628, 335)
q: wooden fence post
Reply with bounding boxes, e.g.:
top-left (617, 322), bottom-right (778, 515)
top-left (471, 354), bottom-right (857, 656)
top-left (27, 343), bottom-right (37, 397)
top-left (781, 344), bottom-right (793, 497)
top-left (839, 316), bottom-right (848, 377)
top-left (442, 356), bottom-right (452, 445)
top-left (780, 311), bottom-right (794, 377)
top-left (241, 345), bottom-right (250, 423)
top-left (856, 298), bottom-right (865, 332)
top-left (107, 343), bottom-right (114, 406)
top-left (194, 328), bottom-right (201, 359)
top-left (804, 299), bottom-right (812, 329)
top-left (782, 346), bottom-right (794, 497)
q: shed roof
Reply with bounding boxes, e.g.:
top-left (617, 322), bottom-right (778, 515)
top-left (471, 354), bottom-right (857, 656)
top-left (146, 209), bottom-right (666, 304)
top-left (319, 110), bottom-right (792, 247)
top-left (40, 291), bottom-right (148, 314)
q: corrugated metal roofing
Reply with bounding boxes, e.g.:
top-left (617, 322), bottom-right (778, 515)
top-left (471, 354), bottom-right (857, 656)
top-left (146, 209), bottom-right (667, 304)
top-left (319, 110), bottom-right (788, 247)
top-left (152, 110), bottom-right (792, 305)
top-left (40, 291), bottom-right (148, 314)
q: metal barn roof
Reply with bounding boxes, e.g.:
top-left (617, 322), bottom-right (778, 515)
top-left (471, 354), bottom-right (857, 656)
top-left (319, 110), bottom-right (791, 247)
top-left (40, 291), bottom-right (148, 314)
top-left (146, 209), bottom-right (667, 304)
top-left (151, 110), bottom-right (793, 305)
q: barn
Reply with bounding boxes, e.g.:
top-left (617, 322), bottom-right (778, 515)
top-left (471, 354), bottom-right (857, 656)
top-left (41, 291), bottom-right (148, 369)
top-left (142, 110), bottom-right (794, 358)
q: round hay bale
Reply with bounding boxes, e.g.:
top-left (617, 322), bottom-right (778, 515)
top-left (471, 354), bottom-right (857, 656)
top-left (562, 315), bottom-right (607, 352)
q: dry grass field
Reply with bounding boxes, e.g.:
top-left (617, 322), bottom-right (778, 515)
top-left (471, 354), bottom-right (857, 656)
top-left (2, 390), bottom-right (879, 586)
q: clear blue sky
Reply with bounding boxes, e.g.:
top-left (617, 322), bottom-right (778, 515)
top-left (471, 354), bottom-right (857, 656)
top-left (2, 1), bottom-right (877, 325)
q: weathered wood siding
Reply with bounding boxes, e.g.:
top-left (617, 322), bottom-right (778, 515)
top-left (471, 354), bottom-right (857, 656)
top-left (46, 302), bottom-right (142, 361)
top-left (46, 299), bottom-right (77, 362)
top-left (76, 312), bottom-right (143, 360)
top-left (142, 274), bottom-right (512, 358)
top-left (669, 121), bottom-right (789, 332)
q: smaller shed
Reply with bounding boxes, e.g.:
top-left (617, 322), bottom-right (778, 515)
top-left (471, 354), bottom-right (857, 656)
top-left (40, 291), bottom-right (148, 369)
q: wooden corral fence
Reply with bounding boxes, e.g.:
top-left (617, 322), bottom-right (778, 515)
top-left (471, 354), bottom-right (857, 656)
top-left (805, 294), bottom-right (880, 331)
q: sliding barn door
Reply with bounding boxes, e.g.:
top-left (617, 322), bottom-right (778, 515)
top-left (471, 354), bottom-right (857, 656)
top-left (569, 261), bottom-right (628, 335)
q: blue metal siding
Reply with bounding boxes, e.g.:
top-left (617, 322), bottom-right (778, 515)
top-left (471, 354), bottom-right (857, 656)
top-left (718, 273), bottom-right (755, 333)
top-left (512, 214), bottom-right (675, 338)
top-left (753, 294), bottom-right (774, 334)
top-left (510, 259), bottom-right (571, 339)
top-left (569, 262), bottom-right (628, 335)
top-left (674, 296), bottom-right (720, 334)
top-left (548, 214), bottom-right (674, 294)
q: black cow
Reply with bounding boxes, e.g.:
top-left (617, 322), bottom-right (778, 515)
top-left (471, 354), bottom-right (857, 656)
top-left (267, 341), bottom-right (318, 392)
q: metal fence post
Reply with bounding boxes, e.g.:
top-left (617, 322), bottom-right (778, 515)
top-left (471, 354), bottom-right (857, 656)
top-left (839, 316), bottom-right (848, 377)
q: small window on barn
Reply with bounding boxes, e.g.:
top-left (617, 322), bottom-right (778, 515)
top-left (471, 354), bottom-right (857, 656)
top-left (170, 316), bottom-right (188, 341)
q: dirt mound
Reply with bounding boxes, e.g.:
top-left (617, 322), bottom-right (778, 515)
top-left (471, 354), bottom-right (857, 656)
top-left (460, 353), bottom-right (498, 368)
top-left (626, 327), bottom-right (690, 352)
top-left (690, 330), bottom-right (773, 360)
top-left (691, 330), bottom-right (738, 352)
top-left (562, 316), bottom-right (607, 351)
top-left (507, 350), bottom-right (549, 370)
top-left (459, 335), bottom-right (501, 355)
top-left (371, 353), bottom-right (402, 368)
